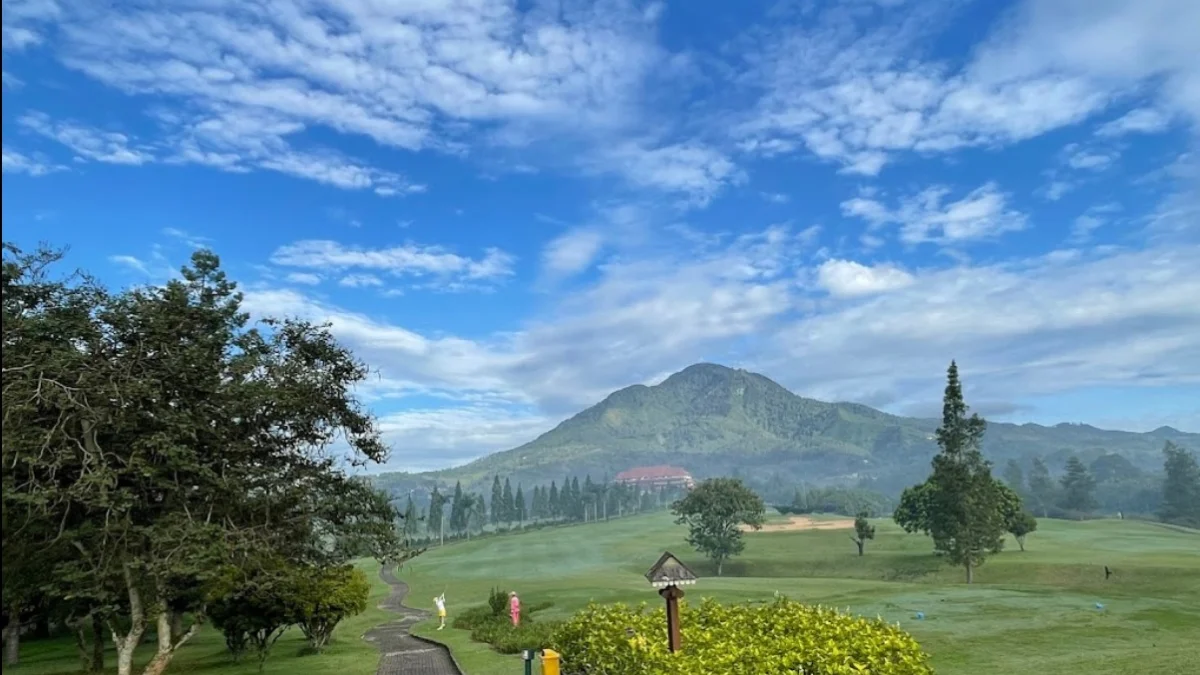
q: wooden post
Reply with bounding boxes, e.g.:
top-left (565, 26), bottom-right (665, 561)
top-left (659, 585), bottom-right (685, 652)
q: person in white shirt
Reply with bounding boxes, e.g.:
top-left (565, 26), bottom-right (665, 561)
top-left (434, 593), bottom-right (447, 630)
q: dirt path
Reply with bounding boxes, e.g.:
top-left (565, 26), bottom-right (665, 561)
top-left (363, 566), bottom-right (463, 675)
top-left (744, 516), bottom-right (856, 533)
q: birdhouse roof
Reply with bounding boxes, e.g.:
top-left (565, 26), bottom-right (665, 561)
top-left (645, 551), bottom-right (698, 587)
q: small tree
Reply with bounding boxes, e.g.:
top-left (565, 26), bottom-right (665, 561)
top-left (289, 565), bottom-right (370, 652)
top-left (671, 478), bottom-right (766, 576)
top-left (851, 512), bottom-right (876, 556)
top-left (208, 566), bottom-right (295, 669)
top-left (1007, 511), bottom-right (1038, 551)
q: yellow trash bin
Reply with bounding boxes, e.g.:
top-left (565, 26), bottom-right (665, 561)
top-left (540, 648), bottom-right (561, 675)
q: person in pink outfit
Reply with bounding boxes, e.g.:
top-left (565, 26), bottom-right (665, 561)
top-left (509, 591), bottom-right (521, 627)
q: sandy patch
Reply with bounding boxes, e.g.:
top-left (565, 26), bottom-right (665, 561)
top-left (744, 516), bottom-right (856, 533)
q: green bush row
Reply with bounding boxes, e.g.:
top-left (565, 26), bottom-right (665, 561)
top-left (550, 597), bottom-right (932, 675)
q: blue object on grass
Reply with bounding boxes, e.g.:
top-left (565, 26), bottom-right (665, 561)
top-left (1095, 603), bottom-right (1105, 610)
top-left (915, 612), bottom-right (925, 620)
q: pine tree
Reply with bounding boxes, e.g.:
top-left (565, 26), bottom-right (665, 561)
top-left (490, 475), bottom-right (503, 526)
top-left (428, 487), bottom-right (447, 542)
top-left (570, 476), bottom-right (582, 521)
top-left (1002, 460), bottom-right (1025, 495)
top-left (548, 481), bottom-right (560, 519)
top-left (926, 361), bottom-right (1006, 584)
top-left (450, 481), bottom-right (466, 534)
top-left (1159, 442), bottom-right (1200, 527)
top-left (583, 475), bottom-right (596, 521)
top-left (502, 477), bottom-right (515, 525)
top-left (1027, 457), bottom-right (1056, 517)
top-left (515, 485), bottom-right (527, 523)
top-left (1059, 456), bottom-right (1097, 515)
top-left (531, 485), bottom-right (543, 520)
top-left (402, 496), bottom-right (419, 541)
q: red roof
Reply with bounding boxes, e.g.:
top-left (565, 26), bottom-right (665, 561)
top-left (615, 466), bottom-right (692, 481)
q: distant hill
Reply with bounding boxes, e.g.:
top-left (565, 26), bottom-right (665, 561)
top-left (373, 363), bottom-right (1196, 497)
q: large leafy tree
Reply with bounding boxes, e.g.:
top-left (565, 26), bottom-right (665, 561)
top-left (2, 245), bottom-right (414, 675)
top-left (1159, 442), bottom-right (1200, 527)
top-left (1059, 456), bottom-right (1098, 515)
top-left (924, 362), bottom-right (1007, 584)
top-left (671, 478), bottom-right (765, 576)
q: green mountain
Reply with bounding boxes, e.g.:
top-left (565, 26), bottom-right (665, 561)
top-left (376, 363), bottom-right (1195, 496)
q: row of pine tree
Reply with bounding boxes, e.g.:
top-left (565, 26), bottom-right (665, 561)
top-left (398, 475), bottom-right (689, 543)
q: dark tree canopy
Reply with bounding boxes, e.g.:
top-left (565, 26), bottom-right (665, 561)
top-left (1, 244), bottom-right (417, 675)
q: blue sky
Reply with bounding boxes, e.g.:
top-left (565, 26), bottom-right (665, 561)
top-left (3, 0), bottom-right (1198, 472)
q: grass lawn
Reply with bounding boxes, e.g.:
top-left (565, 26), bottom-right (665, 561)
top-left (9, 516), bottom-right (1200, 675)
top-left (402, 513), bottom-right (1200, 675)
top-left (6, 559), bottom-right (392, 675)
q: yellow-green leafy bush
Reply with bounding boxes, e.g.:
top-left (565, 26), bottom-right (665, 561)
top-left (550, 597), bottom-right (932, 675)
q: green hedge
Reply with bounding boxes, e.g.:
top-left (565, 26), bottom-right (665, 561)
top-left (452, 603), bottom-right (561, 654)
top-left (550, 597), bottom-right (932, 675)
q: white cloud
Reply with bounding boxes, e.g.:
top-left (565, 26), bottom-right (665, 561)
top-left (285, 272), bottom-right (322, 286)
top-left (761, 192), bottom-right (790, 204)
top-left (1097, 107), bottom-right (1173, 137)
top-left (1, 0), bottom-right (59, 51)
top-left (736, 0), bottom-right (1200, 173)
top-left (841, 183), bottom-right (1027, 245)
top-left (376, 406), bottom-right (553, 472)
top-left (243, 226), bottom-right (1200, 467)
top-left (339, 273), bottom-right (384, 288)
top-left (109, 255), bottom-right (151, 275)
top-left (817, 259), bottom-right (914, 297)
top-left (1063, 143), bottom-right (1116, 171)
top-left (19, 111), bottom-right (153, 165)
top-left (270, 239), bottom-right (515, 288)
top-left (542, 228), bottom-right (605, 278)
top-left (2, 70), bottom-right (22, 88)
top-left (7, 0), bottom-right (674, 197)
top-left (2, 145), bottom-right (64, 175)
top-left (590, 141), bottom-right (743, 206)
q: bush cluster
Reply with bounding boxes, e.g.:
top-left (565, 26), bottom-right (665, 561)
top-left (550, 597), bottom-right (932, 675)
top-left (451, 599), bottom-right (561, 654)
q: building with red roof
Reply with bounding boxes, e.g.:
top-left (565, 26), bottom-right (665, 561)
top-left (614, 465), bottom-right (695, 491)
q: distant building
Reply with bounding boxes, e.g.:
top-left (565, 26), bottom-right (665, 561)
top-left (614, 466), bottom-right (695, 491)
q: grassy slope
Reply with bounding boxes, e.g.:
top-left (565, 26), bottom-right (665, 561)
top-left (402, 512), bottom-right (1200, 675)
top-left (6, 560), bottom-right (392, 675)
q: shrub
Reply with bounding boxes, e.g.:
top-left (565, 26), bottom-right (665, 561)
top-left (453, 597), bottom-right (561, 655)
top-left (550, 597), bottom-right (932, 675)
top-left (487, 587), bottom-right (508, 617)
top-left (288, 565), bottom-right (370, 652)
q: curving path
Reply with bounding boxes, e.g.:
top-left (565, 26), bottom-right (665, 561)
top-left (363, 566), bottom-right (463, 675)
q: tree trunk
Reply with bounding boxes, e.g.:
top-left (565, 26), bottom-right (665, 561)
top-left (965, 560), bottom-right (974, 584)
top-left (113, 564), bottom-right (147, 675)
top-left (4, 623), bottom-right (19, 666)
top-left (169, 612), bottom-right (184, 642)
top-left (1017, 537), bottom-right (1026, 552)
top-left (716, 559), bottom-right (723, 577)
top-left (856, 540), bottom-right (865, 556)
top-left (91, 614), bottom-right (105, 672)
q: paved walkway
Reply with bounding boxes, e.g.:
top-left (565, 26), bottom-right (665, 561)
top-left (364, 566), bottom-right (463, 675)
